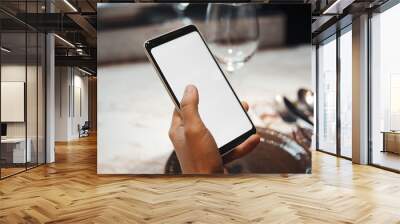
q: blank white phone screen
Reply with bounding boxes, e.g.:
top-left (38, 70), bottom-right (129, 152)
top-left (151, 31), bottom-right (253, 148)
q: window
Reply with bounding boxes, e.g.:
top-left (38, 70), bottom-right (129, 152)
top-left (316, 25), bottom-right (353, 159)
top-left (370, 2), bottom-right (400, 171)
top-left (339, 27), bottom-right (352, 158)
top-left (0, 2), bottom-right (46, 179)
top-left (317, 36), bottom-right (337, 154)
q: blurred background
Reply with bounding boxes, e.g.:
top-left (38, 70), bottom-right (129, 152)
top-left (97, 3), bottom-right (313, 174)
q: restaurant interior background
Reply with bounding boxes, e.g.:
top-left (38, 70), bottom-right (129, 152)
top-left (97, 3), bottom-right (313, 174)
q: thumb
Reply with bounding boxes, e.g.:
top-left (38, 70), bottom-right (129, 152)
top-left (180, 85), bottom-right (202, 126)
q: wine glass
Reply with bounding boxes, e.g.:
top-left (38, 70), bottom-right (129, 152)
top-left (173, 3), bottom-right (191, 26)
top-left (205, 3), bottom-right (259, 73)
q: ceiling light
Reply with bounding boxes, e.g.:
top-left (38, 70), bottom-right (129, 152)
top-left (63, 0), bottom-right (78, 12)
top-left (1, 47), bottom-right (11, 53)
top-left (78, 67), bottom-right (93, 76)
top-left (54, 34), bottom-right (75, 48)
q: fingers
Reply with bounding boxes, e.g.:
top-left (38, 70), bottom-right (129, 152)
top-left (180, 85), bottom-right (204, 128)
top-left (223, 134), bottom-right (260, 164)
top-left (169, 108), bottom-right (183, 140)
top-left (241, 101), bottom-right (249, 112)
top-left (170, 108), bottom-right (183, 129)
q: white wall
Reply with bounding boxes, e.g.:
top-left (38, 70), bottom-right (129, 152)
top-left (1, 64), bottom-right (46, 164)
top-left (1, 65), bottom-right (26, 132)
top-left (55, 67), bottom-right (89, 141)
top-left (55, 67), bottom-right (69, 141)
top-left (1, 65), bottom-right (37, 138)
top-left (72, 73), bottom-right (89, 138)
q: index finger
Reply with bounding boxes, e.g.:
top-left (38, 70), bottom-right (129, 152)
top-left (222, 134), bottom-right (260, 164)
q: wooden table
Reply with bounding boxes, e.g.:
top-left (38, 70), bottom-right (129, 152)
top-left (382, 131), bottom-right (400, 154)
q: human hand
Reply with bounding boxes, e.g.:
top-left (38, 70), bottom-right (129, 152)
top-left (168, 85), bottom-right (260, 174)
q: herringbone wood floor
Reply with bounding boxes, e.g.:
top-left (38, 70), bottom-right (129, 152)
top-left (1, 135), bottom-right (400, 224)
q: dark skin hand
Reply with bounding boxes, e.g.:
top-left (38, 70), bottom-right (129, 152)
top-left (168, 85), bottom-right (260, 174)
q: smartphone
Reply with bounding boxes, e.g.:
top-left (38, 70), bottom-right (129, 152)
top-left (144, 25), bottom-right (256, 156)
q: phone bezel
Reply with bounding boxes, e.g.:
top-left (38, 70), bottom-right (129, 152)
top-left (144, 24), bottom-right (256, 156)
